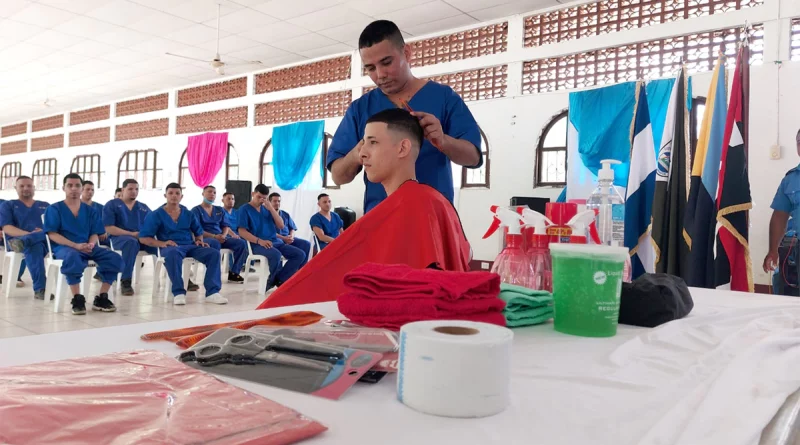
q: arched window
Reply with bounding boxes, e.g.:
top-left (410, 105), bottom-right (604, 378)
top-left (461, 127), bottom-right (490, 188)
top-left (690, 96), bottom-right (707, 160)
top-left (535, 111), bottom-right (568, 187)
top-left (118, 149), bottom-right (159, 189)
top-left (260, 134), bottom-right (337, 189)
top-left (0, 162), bottom-right (21, 190)
top-left (70, 154), bottom-right (101, 187)
top-left (178, 143), bottom-right (239, 188)
top-left (32, 158), bottom-right (58, 191)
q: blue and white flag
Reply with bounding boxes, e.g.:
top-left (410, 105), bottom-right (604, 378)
top-left (625, 84), bottom-right (656, 279)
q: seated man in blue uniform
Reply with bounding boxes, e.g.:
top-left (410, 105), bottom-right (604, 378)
top-left (238, 184), bottom-right (306, 291)
top-left (139, 183), bottom-right (227, 306)
top-left (310, 193), bottom-right (343, 250)
top-left (328, 19), bottom-right (482, 214)
top-left (191, 185), bottom-right (246, 283)
top-left (1, 176), bottom-right (50, 300)
top-left (222, 191), bottom-right (243, 273)
top-left (103, 179), bottom-right (156, 296)
top-left (81, 180), bottom-right (107, 243)
top-left (44, 174), bottom-right (123, 315)
top-left (268, 192), bottom-right (311, 259)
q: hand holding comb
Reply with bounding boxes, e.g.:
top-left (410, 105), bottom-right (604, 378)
top-left (399, 100), bottom-right (443, 151)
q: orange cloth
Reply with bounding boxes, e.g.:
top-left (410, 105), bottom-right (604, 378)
top-left (257, 181), bottom-right (471, 309)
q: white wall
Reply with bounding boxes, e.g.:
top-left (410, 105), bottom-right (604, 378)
top-left (0, 0), bottom-right (798, 285)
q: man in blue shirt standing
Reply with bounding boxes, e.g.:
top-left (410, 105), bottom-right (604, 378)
top-left (44, 174), bottom-right (122, 315)
top-left (268, 192), bottom-right (311, 259)
top-left (191, 186), bottom-right (246, 283)
top-left (765, 129), bottom-right (800, 285)
top-left (238, 184), bottom-right (305, 291)
top-left (327, 20), bottom-right (482, 214)
top-left (0, 176), bottom-right (49, 300)
top-left (310, 193), bottom-right (343, 250)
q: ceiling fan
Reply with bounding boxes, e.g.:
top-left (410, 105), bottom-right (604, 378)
top-left (165, 3), bottom-right (262, 75)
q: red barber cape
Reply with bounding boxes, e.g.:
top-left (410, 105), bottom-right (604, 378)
top-left (256, 181), bottom-right (471, 309)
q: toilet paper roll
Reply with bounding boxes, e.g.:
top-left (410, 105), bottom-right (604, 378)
top-left (397, 320), bottom-right (514, 418)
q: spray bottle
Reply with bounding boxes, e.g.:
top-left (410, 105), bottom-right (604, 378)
top-left (567, 210), bottom-right (602, 244)
top-left (520, 209), bottom-right (554, 291)
top-left (483, 207), bottom-right (535, 288)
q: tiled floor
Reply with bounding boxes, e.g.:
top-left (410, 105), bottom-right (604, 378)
top-left (0, 268), bottom-right (271, 339)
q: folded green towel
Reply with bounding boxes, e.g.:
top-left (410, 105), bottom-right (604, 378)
top-left (499, 283), bottom-right (554, 327)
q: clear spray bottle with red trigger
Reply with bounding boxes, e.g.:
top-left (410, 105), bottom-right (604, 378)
top-left (483, 207), bottom-right (535, 288)
top-left (520, 209), bottom-right (554, 292)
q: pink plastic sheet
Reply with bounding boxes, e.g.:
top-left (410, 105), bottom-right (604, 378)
top-left (0, 350), bottom-right (327, 445)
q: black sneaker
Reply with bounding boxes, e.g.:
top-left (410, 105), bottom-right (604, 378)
top-left (187, 280), bottom-right (199, 292)
top-left (34, 289), bottom-right (45, 300)
top-left (71, 294), bottom-right (86, 315)
top-left (121, 279), bottom-right (134, 296)
top-left (92, 293), bottom-right (116, 312)
top-left (227, 272), bottom-right (244, 283)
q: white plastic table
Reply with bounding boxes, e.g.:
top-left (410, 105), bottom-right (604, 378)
top-left (0, 288), bottom-right (798, 445)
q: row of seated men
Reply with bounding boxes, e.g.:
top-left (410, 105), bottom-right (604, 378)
top-left (0, 175), bottom-right (344, 315)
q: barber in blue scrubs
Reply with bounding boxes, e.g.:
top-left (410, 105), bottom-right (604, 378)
top-left (0, 176), bottom-right (49, 300)
top-left (191, 185), bottom-right (246, 283)
top-left (44, 174), bottom-right (122, 315)
top-left (328, 20), bottom-right (482, 214)
top-left (103, 179), bottom-right (156, 296)
top-left (139, 183), bottom-right (227, 306)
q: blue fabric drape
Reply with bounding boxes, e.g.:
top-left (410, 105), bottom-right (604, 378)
top-left (272, 120), bottom-right (325, 190)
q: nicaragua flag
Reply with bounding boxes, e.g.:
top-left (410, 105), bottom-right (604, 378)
top-left (625, 83), bottom-right (656, 279)
top-left (684, 55), bottom-right (727, 288)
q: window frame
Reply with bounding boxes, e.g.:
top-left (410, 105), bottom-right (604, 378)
top-left (117, 149), bottom-right (159, 189)
top-left (690, 96), bottom-right (707, 162)
top-left (461, 126), bottom-right (491, 189)
top-left (0, 162), bottom-right (21, 190)
top-left (32, 158), bottom-right (58, 191)
top-left (178, 143), bottom-right (238, 188)
top-left (259, 138), bottom-right (273, 188)
top-left (70, 154), bottom-right (101, 187)
top-left (535, 110), bottom-right (569, 187)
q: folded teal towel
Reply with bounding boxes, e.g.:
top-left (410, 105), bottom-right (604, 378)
top-left (499, 283), bottom-right (554, 327)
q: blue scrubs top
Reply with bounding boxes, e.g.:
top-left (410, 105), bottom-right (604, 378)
top-left (43, 201), bottom-right (104, 244)
top-left (103, 198), bottom-right (151, 232)
top-left (0, 200), bottom-right (50, 239)
top-left (238, 204), bottom-right (282, 245)
top-left (327, 81), bottom-right (482, 213)
top-left (310, 212), bottom-right (343, 249)
top-left (277, 210), bottom-right (297, 237)
top-left (140, 205), bottom-right (202, 246)
top-left (223, 208), bottom-right (239, 233)
top-left (191, 205), bottom-right (229, 235)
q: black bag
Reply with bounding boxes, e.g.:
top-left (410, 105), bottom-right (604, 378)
top-left (619, 274), bottom-right (693, 328)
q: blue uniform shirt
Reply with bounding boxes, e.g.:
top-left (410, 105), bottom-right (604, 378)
top-left (223, 208), bottom-right (239, 233)
top-left (771, 165), bottom-right (800, 223)
top-left (43, 201), bottom-right (104, 244)
top-left (139, 205), bottom-right (203, 246)
top-left (103, 199), bottom-right (151, 232)
top-left (191, 205), bottom-right (229, 235)
top-left (310, 212), bottom-right (343, 249)
top-left (238, 204), bottom-right (282, 245)
top-left (327, 81), bottom-right (482, 213)
top-left (0, 200), bottom-right (50, 238)
top-left (277, 210), bottom-right (297, 237)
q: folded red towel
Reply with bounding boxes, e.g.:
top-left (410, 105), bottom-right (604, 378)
top-left (343, 263), bottom-right (500, 300)
top-left (337, 292), bottom-right (507, 318)
top-left (345, 311), bottom-right (507, 331)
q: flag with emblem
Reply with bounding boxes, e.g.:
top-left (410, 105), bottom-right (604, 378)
top-left (652, 68), bottom-right (690, 278)
top-left (715, 44), bottom-right (753, 292)
top-left (684, 55), bottom-right (727, 287)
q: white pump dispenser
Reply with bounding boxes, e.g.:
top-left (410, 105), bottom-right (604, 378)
top-left (587, 159), bottom-right (626, 246)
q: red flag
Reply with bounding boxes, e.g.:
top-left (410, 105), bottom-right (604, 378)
top-left (715, 44), bottom-right (753, 292)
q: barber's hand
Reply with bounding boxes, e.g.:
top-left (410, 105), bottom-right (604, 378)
top-left (763, 250), bottom-right (779, 273)
top-left (162, 240), bottom-right (177, 248)
top-left (410, 111), bottom-right (444, 149)
top-left (350, 139), bottom-right (365, 164)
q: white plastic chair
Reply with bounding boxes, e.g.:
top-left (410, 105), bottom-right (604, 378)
top-left (151, 237), bottom-right (196, 303)
top-left (220, 248), bottom-right (233, 277)
top-left (2, 232), bottom-right (24, 299)
top-left (241, 241), bottom-right (270, 297)
top-left (43, 231), bottom-right (114, 313)
top-left (109, 238), bottom-right (156, 294)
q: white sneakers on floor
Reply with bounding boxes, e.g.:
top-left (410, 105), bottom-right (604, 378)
top-left (205, 293), bottom-right (228, 305)
top-left (173, 295), bottom-right (187, 305)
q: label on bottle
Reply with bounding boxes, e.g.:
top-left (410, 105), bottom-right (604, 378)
top-left (611, 203), bottom-right (625, 243)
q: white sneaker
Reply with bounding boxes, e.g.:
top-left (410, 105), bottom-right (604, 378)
top-left (205, 293), bottom-right (228, 305)
top-left (173, 295), bottom-right (187, 305)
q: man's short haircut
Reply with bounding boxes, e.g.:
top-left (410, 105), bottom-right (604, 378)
top-left (16, 176), bottom-right (32, 183)
top-left (268, 192), bottom-right (281, 201)
top-left (203, 185), bottom-right (215, 192)
top-left (253, 184), bottom-right (270, 195)
top-left (115, 187), bottom-right (122, 193)
top-left (359, 20), bottom-right (405, 49)
top-left (63, 173), bottom-right (83, 185)
top-left (83, 180), bottom-right (94, 187)
top-left (122, 179), bottom-right (138, 188)
top-left (366, 108), bottom-right (424, 149)
top-left (222, 192), bottom-right (233, 198)
top-left (317, 193), bottom-right (329, 201)
top-left (165, 182), bottom-right (182, 192)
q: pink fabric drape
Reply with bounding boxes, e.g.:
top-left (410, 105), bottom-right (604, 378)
top-left (187, 132), bottom-right (228, 187)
